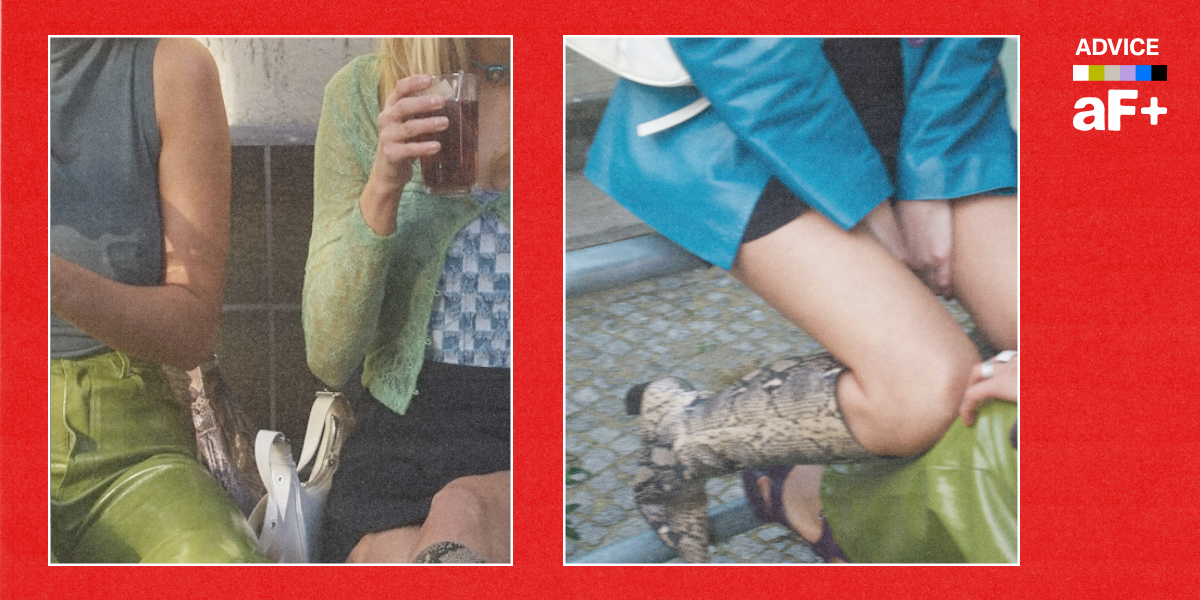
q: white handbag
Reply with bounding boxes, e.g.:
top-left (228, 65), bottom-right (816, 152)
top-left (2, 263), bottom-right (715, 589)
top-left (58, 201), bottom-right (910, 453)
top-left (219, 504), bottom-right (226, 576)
top-left (248, 391), bottom-right (354, 563)
top-left (565, 36), bottom-right (711, 136)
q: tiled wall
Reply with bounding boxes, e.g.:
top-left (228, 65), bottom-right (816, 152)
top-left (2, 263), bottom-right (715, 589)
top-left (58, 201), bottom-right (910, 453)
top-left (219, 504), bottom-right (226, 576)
top-left (217, 144), bottom-right (323, 446)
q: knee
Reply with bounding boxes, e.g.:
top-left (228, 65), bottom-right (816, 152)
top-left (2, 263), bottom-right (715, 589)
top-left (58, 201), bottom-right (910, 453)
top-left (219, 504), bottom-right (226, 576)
top-left (429, 478), bottom-right (490, 530)
top-left (851, 352), bottom-right (974, 457)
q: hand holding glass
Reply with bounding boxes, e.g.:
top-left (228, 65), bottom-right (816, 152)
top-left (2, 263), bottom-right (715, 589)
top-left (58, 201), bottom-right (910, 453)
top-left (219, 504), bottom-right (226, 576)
top-left (415, 72), bottom-right (479, 196)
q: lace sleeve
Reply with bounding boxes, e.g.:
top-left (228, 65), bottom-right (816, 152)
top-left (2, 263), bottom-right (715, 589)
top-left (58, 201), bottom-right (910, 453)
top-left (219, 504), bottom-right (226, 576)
top-left (302, 59), bottom-right (401, 389)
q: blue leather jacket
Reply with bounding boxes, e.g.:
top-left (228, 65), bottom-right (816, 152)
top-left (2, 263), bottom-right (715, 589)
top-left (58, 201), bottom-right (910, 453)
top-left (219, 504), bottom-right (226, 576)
top-left (585, 38), bottom-right (1017, 270)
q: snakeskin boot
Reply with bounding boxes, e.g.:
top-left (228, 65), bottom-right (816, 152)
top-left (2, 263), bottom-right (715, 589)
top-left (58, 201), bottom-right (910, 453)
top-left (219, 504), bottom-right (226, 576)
top-left (627, 353), bottom-right (878, 562)
top-left (412, 541), bottom-right (486, 563)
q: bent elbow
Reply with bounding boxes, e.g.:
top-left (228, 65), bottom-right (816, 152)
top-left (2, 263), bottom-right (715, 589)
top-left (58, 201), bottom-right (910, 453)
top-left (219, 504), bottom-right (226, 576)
top-left (163, 339), bottom-right (216, 372)
top-left (307, 354), bottom-right (351, 391)
top-left (304, 329), bottom-right (353, 390)
top-left (171, 323), bottom-right (220, 371)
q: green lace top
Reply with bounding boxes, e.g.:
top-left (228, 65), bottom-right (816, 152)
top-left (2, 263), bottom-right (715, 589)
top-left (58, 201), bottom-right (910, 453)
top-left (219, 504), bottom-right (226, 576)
top-left (303, 54), bottom-right (512, 415)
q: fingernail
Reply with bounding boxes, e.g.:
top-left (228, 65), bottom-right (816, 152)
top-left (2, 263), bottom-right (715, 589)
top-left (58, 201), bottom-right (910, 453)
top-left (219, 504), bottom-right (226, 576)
top-left (418, 74), bottom-right (431, 84)
top-left (429, 95), bottom-right (442, 106)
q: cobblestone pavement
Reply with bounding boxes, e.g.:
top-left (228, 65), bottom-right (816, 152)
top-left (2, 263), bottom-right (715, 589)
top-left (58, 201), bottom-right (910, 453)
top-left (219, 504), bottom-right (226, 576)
top-left (564, 265), bottom-right (979, 563)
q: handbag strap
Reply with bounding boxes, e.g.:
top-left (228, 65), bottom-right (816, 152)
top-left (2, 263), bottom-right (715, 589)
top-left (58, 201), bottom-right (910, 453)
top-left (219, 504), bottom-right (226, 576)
top-left (295, 391), bottom-right (341, 474)
top-left (255, 430), bottom-right (293, 516)
top-left (254, 391), bottom-right (342, 507)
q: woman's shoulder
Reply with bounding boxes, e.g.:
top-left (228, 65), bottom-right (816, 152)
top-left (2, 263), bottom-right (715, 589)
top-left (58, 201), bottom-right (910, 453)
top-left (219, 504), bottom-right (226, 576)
top-left (153, 39), bottom-right (220, 86)
top-left (152, 39), bottom-right (225, 138)
top-left (327, 54), bottom-right (381, 95)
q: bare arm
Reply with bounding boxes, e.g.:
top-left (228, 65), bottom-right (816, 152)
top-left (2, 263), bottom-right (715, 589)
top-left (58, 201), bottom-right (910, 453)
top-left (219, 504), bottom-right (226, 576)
top-left (51, 38), bottom-right (230, 370)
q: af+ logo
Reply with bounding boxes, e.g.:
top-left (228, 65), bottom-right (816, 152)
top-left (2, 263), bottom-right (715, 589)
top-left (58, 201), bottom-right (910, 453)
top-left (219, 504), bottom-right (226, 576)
top-left (1072, 38), bottom-right (1168, 131)
top-left (1074, 91), bottom-right (1167, 131)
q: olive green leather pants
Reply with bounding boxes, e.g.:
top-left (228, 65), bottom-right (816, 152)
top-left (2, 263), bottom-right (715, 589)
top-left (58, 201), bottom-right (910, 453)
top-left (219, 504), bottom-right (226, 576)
top-left (821, 401), bottom-right (1018, 563)
top-left (50, 352), bottom-right (265, 563)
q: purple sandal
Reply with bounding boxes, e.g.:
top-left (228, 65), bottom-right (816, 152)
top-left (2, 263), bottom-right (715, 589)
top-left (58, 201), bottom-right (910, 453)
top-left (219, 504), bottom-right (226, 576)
top-left (741, 465), bottom-right (851, 563)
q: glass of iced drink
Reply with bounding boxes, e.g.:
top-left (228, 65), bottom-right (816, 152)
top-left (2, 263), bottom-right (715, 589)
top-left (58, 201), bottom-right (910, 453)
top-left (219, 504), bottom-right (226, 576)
top-left (417, 72), bottom-right (479, 196)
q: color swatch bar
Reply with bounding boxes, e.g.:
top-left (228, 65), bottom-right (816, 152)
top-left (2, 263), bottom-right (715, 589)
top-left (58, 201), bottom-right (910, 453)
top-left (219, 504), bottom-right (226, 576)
top-left (1073, 65), bottom-right (1166, 81)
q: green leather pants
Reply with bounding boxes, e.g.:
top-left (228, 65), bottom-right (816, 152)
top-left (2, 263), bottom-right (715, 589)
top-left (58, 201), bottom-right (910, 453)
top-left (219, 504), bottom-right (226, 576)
top-left (50, 351), bottom-right (265, 563)
top-left (821, 401), bottom-right (1018, 563)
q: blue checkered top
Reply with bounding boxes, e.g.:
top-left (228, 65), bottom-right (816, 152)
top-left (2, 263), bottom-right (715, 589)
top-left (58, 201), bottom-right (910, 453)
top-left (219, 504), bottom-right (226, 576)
top-left (425, 190), bottom-right (511, 367)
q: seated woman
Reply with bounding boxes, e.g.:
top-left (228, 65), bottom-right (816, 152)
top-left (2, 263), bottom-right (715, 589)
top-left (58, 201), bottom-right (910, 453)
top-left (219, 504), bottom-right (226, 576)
top-left (745, 351), bottom-right (1019, 563)
top-left (586, 38), bottom-right (1017, 562)
top-left (50, 37), bottom-right (262, 562)
top-left (303, 37), bottom-right (512, 563)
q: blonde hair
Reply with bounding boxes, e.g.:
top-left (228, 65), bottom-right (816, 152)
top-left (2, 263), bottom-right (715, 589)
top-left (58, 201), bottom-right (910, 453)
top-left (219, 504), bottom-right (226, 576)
top-left (377, 38), bottom-right (469, 103)
top-left (378, 38), bottom-right (510, 189)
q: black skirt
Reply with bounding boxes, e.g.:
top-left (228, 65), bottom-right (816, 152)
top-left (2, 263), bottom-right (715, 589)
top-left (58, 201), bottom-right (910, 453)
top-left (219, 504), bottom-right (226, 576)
top-left (320, 360), bottom-right (511, 563)
top-left (741, 38), bottom-right (906, 244)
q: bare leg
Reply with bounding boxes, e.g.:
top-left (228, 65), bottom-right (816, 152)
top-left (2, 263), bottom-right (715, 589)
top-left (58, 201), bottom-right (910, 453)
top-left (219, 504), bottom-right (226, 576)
top-left (730, 209), bottom-right (979, 456)
top-left (768, 195), bottom-right (1017, 553)
top-left (951, 194), bottom-right (1018, 350)
top-left (345, 471), bottom-right (511, 563)
top-left (750, 465), bottom-right (850, 562)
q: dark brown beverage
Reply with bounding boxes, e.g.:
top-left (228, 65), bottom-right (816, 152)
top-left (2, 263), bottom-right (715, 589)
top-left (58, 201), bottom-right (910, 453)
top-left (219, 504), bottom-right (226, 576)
top-left (419, 98), bottom-right (479, 195)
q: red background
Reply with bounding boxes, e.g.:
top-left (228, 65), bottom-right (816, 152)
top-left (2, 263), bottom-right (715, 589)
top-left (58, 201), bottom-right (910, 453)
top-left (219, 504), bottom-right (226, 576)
top-left (5, 1), bottom-right (1199, 598)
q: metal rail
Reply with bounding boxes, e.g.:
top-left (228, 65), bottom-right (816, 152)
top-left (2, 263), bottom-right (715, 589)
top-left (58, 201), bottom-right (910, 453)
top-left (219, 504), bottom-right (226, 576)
top-left (565, 234), bottom-right (709, 299)
top-left (566, 498), bottom-right (761, 564)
